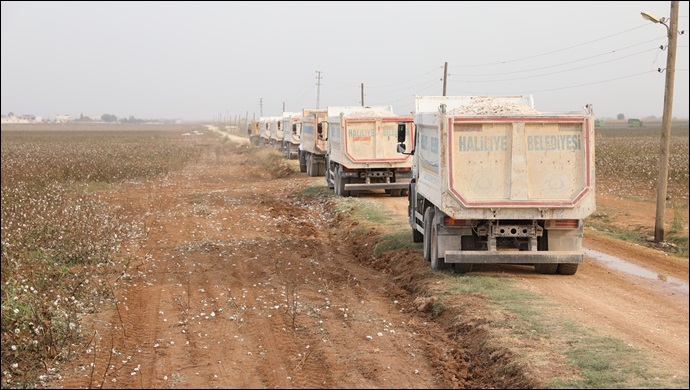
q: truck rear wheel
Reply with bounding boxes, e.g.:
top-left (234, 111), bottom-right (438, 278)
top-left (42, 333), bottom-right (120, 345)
top-left (412, 226), bottom-right (423, 243)
top-left (454, 263), bottom-right (473, 274)
top-left (307, 155), bottom-right (320, 177)
top-left (335, 165), bottom-right (350, 197)
top-left (325, 157), bottom-right (333, 189)
top-left (299, 152), bottom-right (307, 172)
top-left (557, 263), bottom-right (579, 275)
top-left (430, 221), bottom-right (450, 271)
top-left (534, 263), bottom-right (558, 274)
top-left (423, 207), bottom-right (434, 262)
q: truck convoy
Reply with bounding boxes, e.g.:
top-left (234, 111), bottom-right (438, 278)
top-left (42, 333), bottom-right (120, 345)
top-left (396, 96), bottom-right (595, 275)
top-left (281, 112), bottom-right (302, 159)
top-left (299, 108), bottom-right (328, 176)
top-left (325, 106), bottom-right (415, 197)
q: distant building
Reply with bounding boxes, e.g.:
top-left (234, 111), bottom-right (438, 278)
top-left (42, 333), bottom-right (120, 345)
top-left (55, 114), bottom-right (72, 123)
top-left (1, 114), bottom-right (43, 123)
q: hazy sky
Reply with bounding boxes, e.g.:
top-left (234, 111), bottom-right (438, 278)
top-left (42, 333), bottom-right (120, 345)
top-left (1, 1), bottom-right (688, 122)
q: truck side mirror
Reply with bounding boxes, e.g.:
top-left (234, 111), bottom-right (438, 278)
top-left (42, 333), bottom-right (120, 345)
top-left (292, 124), bottom-right (297, 134)
top-left (317, 122), bottom-right (327, 140)
top-left (397, 123), bottom-right (406, 143)
top-left (397, 123), bottom-right (414, 155)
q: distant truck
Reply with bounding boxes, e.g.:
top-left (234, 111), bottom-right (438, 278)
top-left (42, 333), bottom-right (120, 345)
top-left (269, 116), bottom-right (284, 149)
top-left (299, 108), bottom-right (328, 176)
top-left (627, 118), bottom-right (643, 127)
top-left (259, 116), bottom-right (272, 146)
top-left (325, 106), bottom-right (414, 197)
top-left (281, 112), bottom-right (302, 159)
top-left (396, 96), bottom-right (596, 275)
top-left (247, 120), bottom-right (261, 146)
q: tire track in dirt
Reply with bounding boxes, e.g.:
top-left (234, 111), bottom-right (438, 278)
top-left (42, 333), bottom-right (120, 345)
top-left (49, 135), bottom-right (517, 389)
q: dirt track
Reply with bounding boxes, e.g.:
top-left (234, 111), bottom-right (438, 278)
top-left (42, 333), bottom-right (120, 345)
top-left (47, 128), bottom-right (688, 389)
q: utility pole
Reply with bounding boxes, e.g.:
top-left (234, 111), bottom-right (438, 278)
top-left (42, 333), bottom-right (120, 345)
top-left (641, 2), bottom-right (680, 242)
top-left (259, 98), bottom-right (263, 117)
top-left (315, 71), bottom-right (323, 109)
top-left (283, 101), bottom-right (285, 113)
top-left (443, 61), bottom-right (448, 96)
top-left (654, 1), bottom-right (679, 242)
top-left (361, 83), bottom-right (364, 106)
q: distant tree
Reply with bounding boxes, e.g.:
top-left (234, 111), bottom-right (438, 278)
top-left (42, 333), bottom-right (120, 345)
top-left (8, 112), bottom-right (14, 117)
top-left (617, 113), bottom-right (625, 120)
top-left (101, 113), bottom-right (118, 122)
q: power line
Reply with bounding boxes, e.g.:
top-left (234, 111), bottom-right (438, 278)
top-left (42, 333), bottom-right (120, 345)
top-left (465, 70), bottom-right (658, 95)
top-left (449, 47), bottom-right (660, 83)
top-left (451, 38), bottom-right (666, 77)
top-left (450, 23), bottom-right (663, 68)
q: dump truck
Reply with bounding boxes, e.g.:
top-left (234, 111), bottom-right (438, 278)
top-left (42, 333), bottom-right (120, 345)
top-left (281, 112), bottom-right (302, 159)
top-left (396, 96), bottom-right (595, 275)
top-left (269, 116), bottom-right (284, 149)
top-left (325, 106), bottom-right (414, 197)
top-left (299, 108), bottom-right (328, 176)
top-left (259, 116), bottom-right (272, 146)
top-left (247, 120), bottom-right (261, 146)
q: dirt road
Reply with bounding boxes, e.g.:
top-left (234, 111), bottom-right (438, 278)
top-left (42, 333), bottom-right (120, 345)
top-left (48, 129), bottom-right (688, 389)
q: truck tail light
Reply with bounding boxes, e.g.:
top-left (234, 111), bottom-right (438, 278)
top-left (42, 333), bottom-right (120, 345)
top-left (545, 220), bottom-right (580, 229)
top-left (397, 167), bottom-right (411, 172)
top-left (443, 217), bottom-right (472, 226)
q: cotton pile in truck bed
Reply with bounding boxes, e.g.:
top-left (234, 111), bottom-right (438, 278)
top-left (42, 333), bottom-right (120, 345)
top-left (447, 97), bottom-right (539, 115)
top-left (345, 108), bottom-right (397, 117)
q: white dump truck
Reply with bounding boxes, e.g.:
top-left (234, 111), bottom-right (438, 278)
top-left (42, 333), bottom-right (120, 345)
top-left (325, 106), bottom-right (414, 197)
top-left (299, 108), bottom-right (328, 176)
top-left (396, 96), bottom-right (595, 275)
top-left (259, 116), bottom-right (272, 146)
top-left (281, 112), bottom-right (302, 159)
top-left (269, 116), bottom-right (285, 150)
top-left (247, 120), bottom-right (261, 146)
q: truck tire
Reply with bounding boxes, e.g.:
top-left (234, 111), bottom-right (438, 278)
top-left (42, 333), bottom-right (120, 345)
top-left (557, 263), bottom-right (579, 275)
top-left (335, 165), bottom-right (350, 197)
top-left (307, 155), bottom-right (319, 177)
top-left (423, 207), bottom-right (435, 262)
top-left (390, 189), bottom-right (403, 197)
top-left (534, 263), bottom-right (558, 274)
top-left (325, 159), bottom-right (334, 189)
top-left (430, 221), bottom-right (450, 271)
top-left (334, 171), bottom-right (342, 196)
top-left (306, 154), bottom-right (314, 176)
top-left (412, 225), bottom-right (423, 243)
top-left (299, 152), bottom-right (307, 173)
top-left (454, 263), bottom-right (473, 274)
